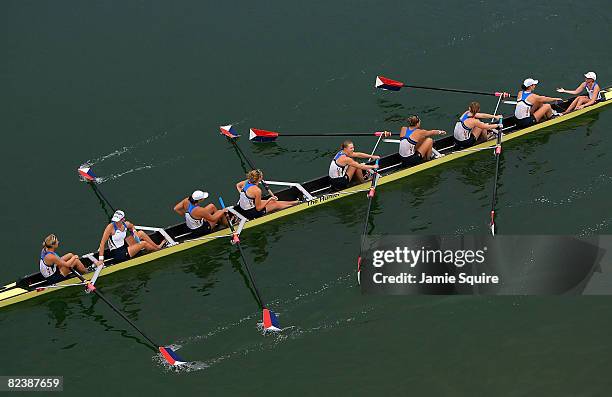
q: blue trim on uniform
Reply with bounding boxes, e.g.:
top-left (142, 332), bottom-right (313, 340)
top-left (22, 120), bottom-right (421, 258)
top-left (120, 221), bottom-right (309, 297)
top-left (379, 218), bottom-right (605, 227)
top-left (187, 202), bottom-right (199, 214)
top-left (459, 112), bottom-right (473, 132)
top-left (243, 181), bottom-right (257, 199)
top-left (40, 250), bottom-right (59, 267)
top-left (519, 91), bottom-right (533, 106)
top-left (400, 127), bottom-right (419, 146)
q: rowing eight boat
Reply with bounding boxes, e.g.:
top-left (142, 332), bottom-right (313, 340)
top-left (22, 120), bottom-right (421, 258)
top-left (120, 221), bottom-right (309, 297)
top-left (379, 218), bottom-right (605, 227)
top-left (1, 89), bottom-right (611, 309)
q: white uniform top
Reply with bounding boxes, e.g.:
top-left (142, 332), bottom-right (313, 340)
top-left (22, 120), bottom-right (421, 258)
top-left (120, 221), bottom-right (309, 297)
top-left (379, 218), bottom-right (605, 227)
top-left (453, 112), bottom-right (473, 141)
top-left (399, 127), bottom-right (418, 157)
top-left (585, 82), bottom-right (601, 100)
top-left (515, 91), bottom-right (533, 120)
top-left (108, 223), bottom-right (128, 250)
top-left (238, 182), bottom-right (257, 210)
top-left (185, 202), bottom-right (204, 230)
top-left (39, 250), bottom-right (58, 278)
top-left (328, 150), bottom-right (348, 179)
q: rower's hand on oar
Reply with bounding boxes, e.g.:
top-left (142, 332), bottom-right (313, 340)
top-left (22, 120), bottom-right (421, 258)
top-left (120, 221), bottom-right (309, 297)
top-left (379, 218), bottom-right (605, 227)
top-left (383, 131), bottom-right (392, 137)
top-left (556, 88), bottom-right (565, 93)
top-left (437, 130), bottom-right (447, 136)
top-left (370, 155), bottom-right (381, 160)
top-left (270, 195), bottom-right (278, 201)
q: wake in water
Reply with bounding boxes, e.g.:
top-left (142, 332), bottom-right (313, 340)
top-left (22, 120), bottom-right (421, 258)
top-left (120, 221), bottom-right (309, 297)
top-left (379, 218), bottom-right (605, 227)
top-left (82, 131), bottom-right (169, 167)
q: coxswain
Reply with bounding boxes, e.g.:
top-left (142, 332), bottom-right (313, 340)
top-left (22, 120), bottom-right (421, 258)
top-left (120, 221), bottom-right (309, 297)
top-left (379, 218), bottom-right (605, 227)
top-left (557, 71), bottom-right (602, 114)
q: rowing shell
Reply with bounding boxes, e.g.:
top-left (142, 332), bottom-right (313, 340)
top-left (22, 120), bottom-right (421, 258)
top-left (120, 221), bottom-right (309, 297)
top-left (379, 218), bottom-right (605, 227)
top-left (1, 91), bottom-right (611, 309)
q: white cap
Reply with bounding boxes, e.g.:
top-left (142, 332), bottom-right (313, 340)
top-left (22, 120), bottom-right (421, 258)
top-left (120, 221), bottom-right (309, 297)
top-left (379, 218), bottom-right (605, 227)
top-left (111, 210), bottom-right (125, 222)
top-left (523, 78), bottom-right (539, 87)
top-left (191, 190), bottom-right (209, 201)
top-left (584, 71), bottom-right (597, 80)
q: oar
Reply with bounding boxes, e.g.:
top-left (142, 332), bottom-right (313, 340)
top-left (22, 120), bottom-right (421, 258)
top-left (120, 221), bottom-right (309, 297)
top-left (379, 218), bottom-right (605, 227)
top-left (69, 269), bottom-right (186, 366)
top-left (489, 95), bottom-right (505, 236)
top-left (218, 197), bottom-right (282, 332)
top-left (219, 125), bottom-right (276, 199)
top-left (249, 128), bottom-right (388, 142)
top-left (375, 75), bottom-right (509, 98)
top-left (357, 159), bottom-right (380, 284)
top-left (78, 166), bottom-right (116, 212)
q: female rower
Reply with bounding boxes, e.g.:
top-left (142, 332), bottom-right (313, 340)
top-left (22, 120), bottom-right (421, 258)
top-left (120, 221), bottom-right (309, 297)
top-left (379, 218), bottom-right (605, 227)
top-left (174, 190), bottom-right (228, 237)
top-left (399, 115), bottom-right (446, 167)
top-left (328, 139), bottom-right (382, 191)
top-left (98, 210), bottom-right (165, 265)
top-left (39, 234), bottom-right (89, 284)
top-left (236, 169), bottom-right (299, 220)
top-left (514, 78), bottom-right (562, 128)
top-left (557, 72), bottom-right (602, 114)
top-left (453, 102), bottom-right (503, 148)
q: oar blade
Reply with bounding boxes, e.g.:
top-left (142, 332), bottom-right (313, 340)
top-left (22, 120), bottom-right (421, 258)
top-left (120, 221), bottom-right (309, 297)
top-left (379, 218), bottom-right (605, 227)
top-left (77, 166), bottom-right (97, 182)
top-left (220, 124), bottom-right (240, 139)
top-left (262, 308), bottom-right (281, 332)
top-left (159, 346), bottom-right (186, 366)
top-left (375, 75), bottom-right (404, 91)
top-left (250, 128), bottom-right (279, 142)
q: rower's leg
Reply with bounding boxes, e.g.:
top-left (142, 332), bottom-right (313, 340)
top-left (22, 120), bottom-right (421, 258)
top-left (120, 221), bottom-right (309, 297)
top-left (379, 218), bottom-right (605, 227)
top-left (472, 127), bottom-right (486, 142)
top-left (135, 230), bottom-right (166, 250)
top-left (353, 168), bottom-right (366, 183)
top-left (345, 166), bottom-right (357, 182)
top-left (533, 104), bottom-right (552, 122)
top-left (562, 96), bottom-right (583, 114)
top-left (416, 138), bottom-right (434, 160)
top-left (265, 200), bottom-right (299, 213)
top-left (574, 96), bottom-right (591, 110)
top-left (202, 204), bottom-right (220, 228)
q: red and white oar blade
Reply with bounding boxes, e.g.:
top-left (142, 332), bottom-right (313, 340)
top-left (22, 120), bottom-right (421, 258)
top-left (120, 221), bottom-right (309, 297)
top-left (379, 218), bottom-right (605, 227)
top-left (262, 308), bottom-right (281, 332)
top-left (220, 124), bottom-right (240, 139)
top-left (77, 166), bottom-right (97, 182)
top-left (159, 346), bottom-right (186, 366)
top-left (375, 75), bottom-right (405, 91)
top-left (250, 128), bottom-right (279, 142)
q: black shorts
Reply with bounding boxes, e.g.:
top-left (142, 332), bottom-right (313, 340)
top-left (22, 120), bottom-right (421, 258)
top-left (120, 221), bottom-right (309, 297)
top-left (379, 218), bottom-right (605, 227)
top-left (236, 206), bottom-right (267, 220)
top-left (515, 115), bottom-right (537, 129)
top-left (454, 134), bottom-right (476, 149)
top-left (329, 175), bottom-right (350, 191)
top-left (401, 152), bottom-right (424, 168)
top-left (44, 270), bottom-right (67, 285)
top-left (187, 222), bottom-right (212, 238)
top-left (110, 245), bottom-right (131, 264)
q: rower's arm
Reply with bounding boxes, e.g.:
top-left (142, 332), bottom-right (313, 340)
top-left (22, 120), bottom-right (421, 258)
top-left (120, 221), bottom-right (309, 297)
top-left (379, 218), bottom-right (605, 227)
top-left (557, 83), bottom-right (585, 95)
top-left (236, 180), bottom-right (246, 192)
top-left (474, 120), bottom-right (500, 130)
top-left (173, 199), bottom-right (186, 216)
top-left (48, 254), bottom-right (75, 270)
top-left (98, 225), bottom-right (112, 258)
top-left (252, 187), bottom-right (268, 211)
top-left (344, 157), bottom-right (378, 171)
top-left (535, 94), bottom-right (563, 103)
top-left (351, 152), bottom-right (379, 160)
top-left (475, 113), bottom-right (501, 120)
top-left (422, 129), bottom-right (446, 138)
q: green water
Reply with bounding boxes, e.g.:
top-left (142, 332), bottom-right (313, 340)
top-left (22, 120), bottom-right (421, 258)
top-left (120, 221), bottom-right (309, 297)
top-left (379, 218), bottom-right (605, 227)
top-left (2, 0), bottom-right (612, 395)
